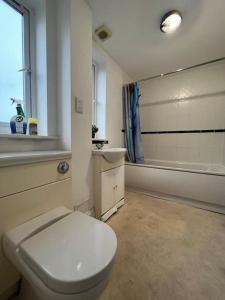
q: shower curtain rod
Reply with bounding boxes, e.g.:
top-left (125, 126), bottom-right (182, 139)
top-left (138, 57), bottom-right (225, 83)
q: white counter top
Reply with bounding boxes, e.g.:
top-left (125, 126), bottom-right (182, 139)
top-left (0, 151), bottom-right (72, 167)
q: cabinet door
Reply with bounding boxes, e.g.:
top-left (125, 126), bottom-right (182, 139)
top-left (114, 165), bottom-right (125, 203)
top-left (101, 169), bottom-right (115, 214)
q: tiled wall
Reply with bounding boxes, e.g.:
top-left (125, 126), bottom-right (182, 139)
top-left (139, 60), bottom-right (225, 165)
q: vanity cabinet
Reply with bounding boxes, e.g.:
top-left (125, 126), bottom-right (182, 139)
top-left (101, 165), bottom-right (124, 214)
top-left (93, 154), bottom-right (125, 221)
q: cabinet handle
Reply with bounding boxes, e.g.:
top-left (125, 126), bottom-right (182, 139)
top-left (57, 161), bottom-right (69, 174)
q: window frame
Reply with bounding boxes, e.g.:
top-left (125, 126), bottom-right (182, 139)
top-left (0, 0), bottom-right (32, 131)
top-left (92, 63), bottom-right (97, 126)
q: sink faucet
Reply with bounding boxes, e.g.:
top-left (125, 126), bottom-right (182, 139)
top-left (96, 143), bottom-right (104, 150)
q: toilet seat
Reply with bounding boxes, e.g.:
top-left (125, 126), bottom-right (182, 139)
top-left (17, 211), bottom-right (117, 295)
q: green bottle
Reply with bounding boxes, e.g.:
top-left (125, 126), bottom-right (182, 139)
top-left (10, 98), bottom-right (27, 134)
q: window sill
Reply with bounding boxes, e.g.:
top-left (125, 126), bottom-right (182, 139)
top-left (0, 150), bottom-right (72, 168)
top-left (0, 134), bottom-right (58, 140)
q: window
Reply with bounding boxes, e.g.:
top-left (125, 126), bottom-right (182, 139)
top-left (92, 63), bottom-right (97, 126)
top-left (91, 57), bottom-right (106, 139)
top-left (0, 0), bottom-right (31, 127)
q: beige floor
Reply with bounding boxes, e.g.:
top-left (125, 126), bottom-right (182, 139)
top-left (99, 191), bottom-right (225, 300)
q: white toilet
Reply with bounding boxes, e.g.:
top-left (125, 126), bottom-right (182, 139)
top-left (3, 207), bottom-right (117, 300)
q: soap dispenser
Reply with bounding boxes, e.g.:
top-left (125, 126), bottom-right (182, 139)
top-left (10, 98), bottom-right (27, 134)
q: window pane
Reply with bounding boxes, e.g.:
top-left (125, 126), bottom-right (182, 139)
top-left (0, 0), bottom-right (24, 123)
top-left (92, 64), bottom-right (96, 125)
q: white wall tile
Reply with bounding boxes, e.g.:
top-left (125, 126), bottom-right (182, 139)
top-left (140, 60), bottom-right (225, 164)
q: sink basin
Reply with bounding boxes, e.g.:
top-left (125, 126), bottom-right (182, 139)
top-left (93, 148), bottom-right (126, 163)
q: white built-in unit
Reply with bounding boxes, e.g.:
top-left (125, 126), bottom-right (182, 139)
top-left (0, 151), bottom-right (72, 298)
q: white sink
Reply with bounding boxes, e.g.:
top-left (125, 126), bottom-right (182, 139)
top-left (93, 148), bottom-right (126, 163)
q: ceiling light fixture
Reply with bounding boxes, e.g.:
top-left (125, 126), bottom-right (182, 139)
top-left (160, 10), bottom-right (182, 34)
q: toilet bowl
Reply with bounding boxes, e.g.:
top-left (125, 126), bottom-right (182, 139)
top-left (3, 207), bottom-right (117, 300)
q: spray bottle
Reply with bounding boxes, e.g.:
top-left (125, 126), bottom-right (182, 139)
top-left (10, 98), bottom-right (27, 134)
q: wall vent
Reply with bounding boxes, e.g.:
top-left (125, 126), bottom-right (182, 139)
top-left (95, 25), bottom-right (112, 42)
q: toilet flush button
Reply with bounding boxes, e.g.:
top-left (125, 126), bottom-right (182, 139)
top-left (57, 161), bottom-right (69, 174)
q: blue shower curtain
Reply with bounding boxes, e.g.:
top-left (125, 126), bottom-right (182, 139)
top-left (123, 82), bottom-right (144, 163)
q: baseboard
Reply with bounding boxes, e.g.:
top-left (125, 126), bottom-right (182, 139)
top-left (126, 186), bottom-right (225, 215)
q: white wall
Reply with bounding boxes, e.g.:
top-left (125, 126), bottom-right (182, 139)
top-left (93, 42), bottom-right (133, 148)
top-left (56, 0), bottom-right (71, 151)
top-left (70, 0), bottom-right (93, 211)
top-left (105, 52), bottom-right (132, 147)
top-left (140, 60), bottom-right (225, 165)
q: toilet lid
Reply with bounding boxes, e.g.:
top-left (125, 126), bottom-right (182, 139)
top-left (19, 212), bottom-right (117, 294)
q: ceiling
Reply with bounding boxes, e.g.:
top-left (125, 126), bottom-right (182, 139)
top-left (87, 0), bottom-right (225, 80)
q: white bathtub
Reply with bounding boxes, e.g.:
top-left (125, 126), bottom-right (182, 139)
top-left (125, 160), bottom-right (225, 214)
